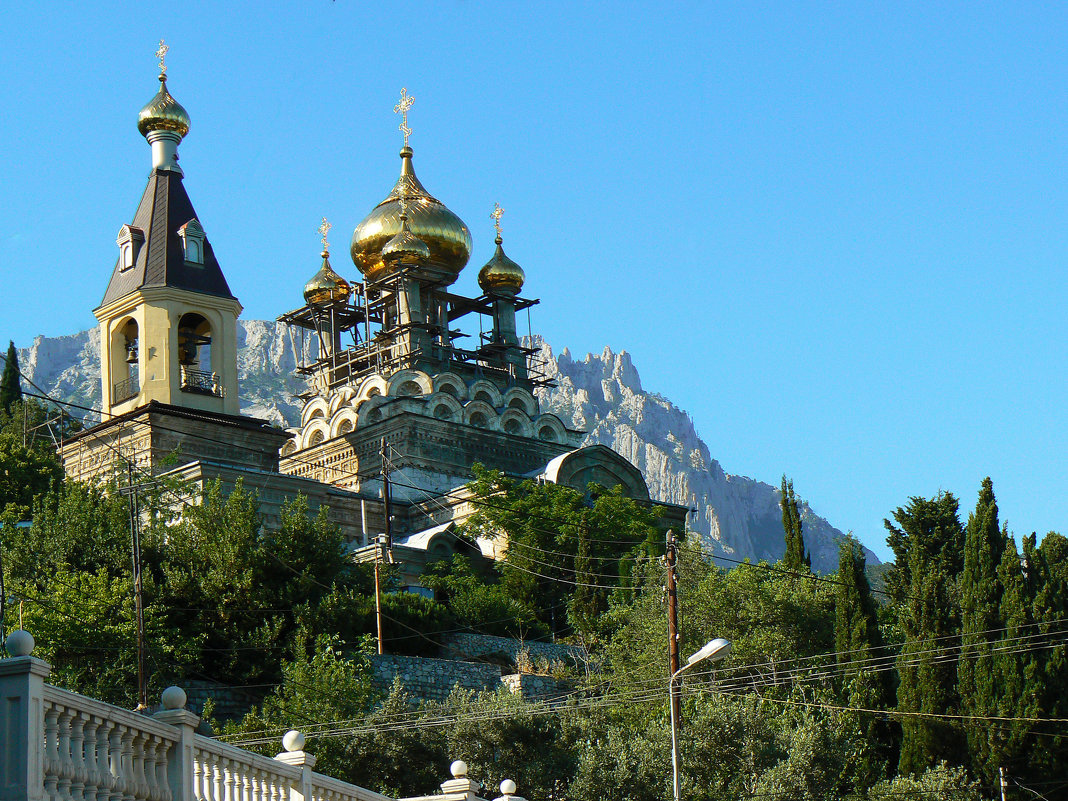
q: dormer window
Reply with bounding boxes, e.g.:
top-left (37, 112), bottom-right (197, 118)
top-left (179, 219), bottom-right (206, 265)
top-left (116, 225), bottom-right (144, 272)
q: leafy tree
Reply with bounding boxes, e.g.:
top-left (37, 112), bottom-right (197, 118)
top-left (420, 554), bottom-right (547, 639)
top-left (884, 491), bottom-right (966, 774)
top-left (0, 341), bottom-right (21, 413)
top-left (867, 762), bottom-right (983, 801)
top-left (780, 476), bottom-right (809, 571)
top-left (464, 464), bottom-right (664, 636)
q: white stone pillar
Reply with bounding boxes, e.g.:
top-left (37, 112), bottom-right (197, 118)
top-left (152, 686), bottom-right (200, 801)
top-left (274, 730), bottom-right (316, 801)
top-left (0, 644), bottom-right (51, 801)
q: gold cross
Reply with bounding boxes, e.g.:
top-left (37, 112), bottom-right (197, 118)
top-left (394, 87), bottom-right (414, 147)
top-left (318, 217), bottom-right (332, 251)
top-left (156, 40), bottom-right (169, 75)
top-left (491, 203), bottom-right (504, 237)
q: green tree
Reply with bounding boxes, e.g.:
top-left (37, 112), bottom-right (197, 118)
top-left (780, 476), bottom-right (809, 571)
top-left (885, 491), bottom-right (966, 775)
top-left (957, 477), bottom-right (1011, 782)
top-left (0, 341), bottom-right (22, 413)
top-left (834, 534), bottom-right (892, 784)
top-left (464, 464), bottom-right (664, 636)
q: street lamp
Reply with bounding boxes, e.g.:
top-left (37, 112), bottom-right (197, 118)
top-left (671, 637), bottom-right (731, 801)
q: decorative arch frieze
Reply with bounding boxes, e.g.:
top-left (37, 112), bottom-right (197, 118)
top-left (463, 399), bottom-right (499, 430)
top-left (468, 379), bottom-right (503, 409)
top-left (387, 369), bottom-right (433, 397)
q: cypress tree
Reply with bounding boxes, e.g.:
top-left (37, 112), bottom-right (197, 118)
top-left (0, 340), bottom-right (22, 413)
top-left (781, 475), bottom-right (809, 571)
top-left (957, 478), bottom-right (1009, 782)
top-left (1023, 532), bottom-right (1068, 777)
top-left (835, 534), bottom-right (892, 783)
top-left (885, 492), bottom-right (966, 775)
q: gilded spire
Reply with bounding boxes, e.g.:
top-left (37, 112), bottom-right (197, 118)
top-left (478, 202), bottom-right (525, 295)
top-left (155, 39), bottom-right (169, 77)
top-left (491, 203), bottom-right (505, 242)
top-left (138, 39), bottom-right (190, 141)
top-left (304, 217), bottom-right (352, 305)
top-left (394, 87), bottom-right (414, 148)
top-left (318, 217), bottom-right (332, 255)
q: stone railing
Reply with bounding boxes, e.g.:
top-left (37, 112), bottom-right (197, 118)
top-left (0, 634), bottom-right (391, 801)
top-left (41, 683), bottom-right (179, 801)
top-left (0, 631), bottom-right (530, 801)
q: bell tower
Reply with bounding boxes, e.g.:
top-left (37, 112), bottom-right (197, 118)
top-left (95, 43), bottom-right (241, 417)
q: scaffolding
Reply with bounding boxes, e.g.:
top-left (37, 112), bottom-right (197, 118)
top-left (278, 265), bottom-right (554, 397)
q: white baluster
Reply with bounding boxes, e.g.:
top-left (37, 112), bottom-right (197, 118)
top-left (43, 704), bottom-right (61, 801)
top-left (119, 727), bottom-right (136, 801)
top-left (57, 706), bottom-right (75, 801)
top-left (192, 756), bottom-right (202, 801)
top-left (82, 716), bottom-right (102, 801)
top-left (105, 723), bottom-right (122, 801)
top-left (70, 713), bottom-right (87, 801)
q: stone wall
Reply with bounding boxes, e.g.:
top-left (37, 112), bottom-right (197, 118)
top-left (440, 633), bottom-right (586, 667)
top-left (372, 654), bottom-right (503, 702)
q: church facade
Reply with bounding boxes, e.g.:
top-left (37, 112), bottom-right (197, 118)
top-left (58, 52), bottom-right (683, 584)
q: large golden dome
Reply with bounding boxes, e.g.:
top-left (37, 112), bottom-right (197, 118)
top-left (138, 75), bottom-right (190, 139)
top-left (351, 146), bottom-right (471, 283)
top-left (478, 235), bottom-right (525, 295)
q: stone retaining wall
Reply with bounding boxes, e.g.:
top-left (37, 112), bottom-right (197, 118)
top-left (372, 654), bottom-right (503, 702)
top-left (440, 633), bottom-right (586, 667)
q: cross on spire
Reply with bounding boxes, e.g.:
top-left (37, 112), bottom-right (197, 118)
top-left (318, 217), bottom-right (332, 251)
top-left (156, 39), bottom-right (169, 76)
top-left (394, 87), bottom-right (414, 147)
top-left (491, 203), bottom-right (505, 238)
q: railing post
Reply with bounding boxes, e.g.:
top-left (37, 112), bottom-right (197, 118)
top-left (153, 686), bottom-right (201, 801)
top-left (275, 730), bottom-right (316, 801)
top-left (0, 632), bottom-right (51, 801)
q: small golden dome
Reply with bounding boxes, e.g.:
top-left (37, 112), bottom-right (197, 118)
top-left (303, 251), bottom-right (352, 305)
top-left (478, 235), bottom-right (525, 295)
top-left (382, 213), bottom-right (431, 265)
top-left (351, 146), bottom-right (471, 282)
top-left (138, 74), bottom-right (191, 139)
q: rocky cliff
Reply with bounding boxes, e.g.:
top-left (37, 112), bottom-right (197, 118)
top-left (16, 322), bottom-right (867, 572)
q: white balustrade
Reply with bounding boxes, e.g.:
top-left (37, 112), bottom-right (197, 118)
top-left (192, 734), bottom-right (300, 801)
top-left (40, 685), bottom-right (178, 801)
top-left (0, 650), bottom-right (469, 801)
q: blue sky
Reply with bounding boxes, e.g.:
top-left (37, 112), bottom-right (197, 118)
top-left (2, 2), bottom-right (1067, 561)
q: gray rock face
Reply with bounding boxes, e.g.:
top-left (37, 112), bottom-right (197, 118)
top-left (16, 322), bottom-right (870, 572)
top-left (535, 342), bottom-right (871, 572)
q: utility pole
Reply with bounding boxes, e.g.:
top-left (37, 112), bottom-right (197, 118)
top-left (374, 534), bottom-right (385, 655)
top-left (999, 767), bottom-right (1008, 801)
top-left (666, 528), bottom-right (681, 732)
top-left (126, 462), bottom-right (147, 710)
top-left (381, 438), bottom-right (392, 551)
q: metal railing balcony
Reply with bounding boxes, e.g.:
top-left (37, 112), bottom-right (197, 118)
top-left (180, 366), bottom-right (224, 397)
top-left (112, 375), bottom-right (139, 403)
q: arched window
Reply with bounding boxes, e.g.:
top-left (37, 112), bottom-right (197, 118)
top-left (111, 317), bottom-right (140, 404)
top-left (178, 313), bottom-right (220, 396)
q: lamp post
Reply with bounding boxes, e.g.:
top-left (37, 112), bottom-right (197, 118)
top-left (671, 637), bottom-right (731, 801)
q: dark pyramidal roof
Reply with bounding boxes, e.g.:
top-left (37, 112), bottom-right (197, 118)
top-left (99, 168), bottom-right (234, 307)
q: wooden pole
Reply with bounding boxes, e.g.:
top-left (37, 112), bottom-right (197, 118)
top-left (666, 529), bottom-right (681, 732)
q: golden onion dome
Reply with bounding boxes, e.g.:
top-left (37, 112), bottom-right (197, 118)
top-left (351, 146), bottom-right (472, 282)
top-left (303, 251), bottom-right (352, 305)
top-left (478, 235), bottom-right (525, 295)
top-left (382, 213), bottom-right (431, 265)
top-left (137, 74), bottom-right (191, 139)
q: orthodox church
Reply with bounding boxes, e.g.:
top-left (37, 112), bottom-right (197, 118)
top-left (58, 49), bottom-right (684, 584)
